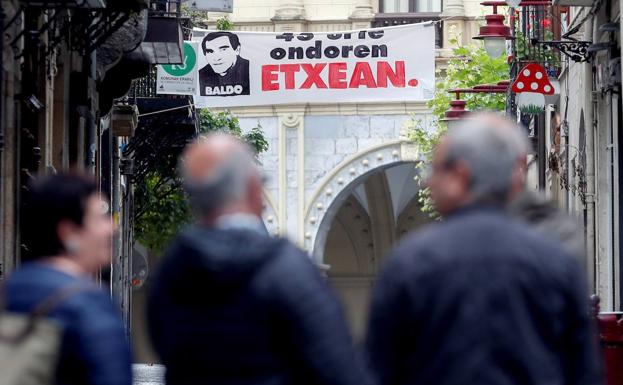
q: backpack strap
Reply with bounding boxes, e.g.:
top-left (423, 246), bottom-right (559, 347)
top-left (0, 282), bottom-right (94, 343)
top-left (30, 284), bottom-right (93, 318)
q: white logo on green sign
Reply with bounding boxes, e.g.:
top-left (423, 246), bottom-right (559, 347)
top-left (162, 42), bottom-right (196, 76)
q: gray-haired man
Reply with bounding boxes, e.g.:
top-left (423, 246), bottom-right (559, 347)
top-left (366, 114), bottom-right (601, 385)
top-left (148, 134), bottom-right (373, 385)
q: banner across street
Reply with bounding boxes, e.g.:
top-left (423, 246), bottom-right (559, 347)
top-left (156, 23), bottom-right (436, 108)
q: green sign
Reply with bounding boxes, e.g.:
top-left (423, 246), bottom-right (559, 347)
top-left (162, 42), bottom-right (197, 76)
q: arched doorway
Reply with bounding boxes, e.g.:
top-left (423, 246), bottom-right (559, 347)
top-left (322, 163), bottom-right (431, 339)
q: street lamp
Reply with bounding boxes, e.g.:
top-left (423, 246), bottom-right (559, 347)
top-left (441, 91), bottom-right (471, 130)
top-left (473, 2), bottom-right (513, 58)
top-left (441, 83), bottom-right (510, 129)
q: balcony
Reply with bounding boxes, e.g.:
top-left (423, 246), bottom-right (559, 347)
top-left (133, 0), bottom-right (184, 64)
top-left (372, 13), bottom-right (443, 49)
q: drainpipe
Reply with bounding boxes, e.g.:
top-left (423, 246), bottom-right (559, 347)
top-left (585, 13), bottom-right (596, 292)
top-left (86, 50), bottom-right (97, 174)
top-left (0, 5), bottom-right (5, 281)
top-left (111, 135), bottom-right (123, 308)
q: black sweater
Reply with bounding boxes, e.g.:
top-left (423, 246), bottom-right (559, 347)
top-left (148, 226), bottom-right (373, 385)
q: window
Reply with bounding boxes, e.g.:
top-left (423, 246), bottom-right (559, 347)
top-left (381, 0), bottom-right (442, 13)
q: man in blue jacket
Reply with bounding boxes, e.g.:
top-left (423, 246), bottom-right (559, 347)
top-left (366, 114), bottom-right (601, 385)
top-left (148, 134), bottom-right (373, 385)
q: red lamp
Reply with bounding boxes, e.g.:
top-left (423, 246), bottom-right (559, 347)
top-left (441, 91), bottom-right (471, 130)
top-left (441, 83), bottom-right (510, 129)
top-left (473, 2), bottom-right (513, 58)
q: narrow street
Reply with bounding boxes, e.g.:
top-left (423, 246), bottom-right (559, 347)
top-left (0, 0), bottom-right (621, 384)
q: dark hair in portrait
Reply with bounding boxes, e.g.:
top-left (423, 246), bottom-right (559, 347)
top-left (202, 31), bottom-right (241, 53)
top-left (21, 173), bottom-right (99, 261)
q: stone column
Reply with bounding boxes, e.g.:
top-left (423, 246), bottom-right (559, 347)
top-left (273, 0), bottom-right (306, 32)
top-left (277, 111), bottom-right (306, 244)
top-left (440, 0), bottom-right (467, 49)
top-left (273, 0), bottom-right (305, 20)
top-left (441, 0), bottom-right (465, 16)
top-left (350, 0), bottom-right (375, 29)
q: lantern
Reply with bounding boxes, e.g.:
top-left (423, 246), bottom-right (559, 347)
top-left (473, 2), bottom-right (514, 58)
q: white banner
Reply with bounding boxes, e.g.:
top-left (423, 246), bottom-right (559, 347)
top-left (157, 42), bottom-right (199, 95)
top-left (185, 23), bottom-right (434, 108)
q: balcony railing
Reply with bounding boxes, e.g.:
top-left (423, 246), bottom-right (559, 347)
top-left (130, 66), bottom-right (158, 98)
top-left (148, 0), bottom-right (181, 17)
top-left (372, 12), bottom-right (443, 49)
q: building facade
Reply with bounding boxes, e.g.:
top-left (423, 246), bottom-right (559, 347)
top-left (547, 0), bottom-right (621, 311)
top-left (191, 0), bottom-right (485, 338)
top-left (194, 0), bottom-right (623, 334)
top-left (0, 0), bottom-right (186, 337)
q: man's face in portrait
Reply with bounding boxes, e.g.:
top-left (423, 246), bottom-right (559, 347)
top-left (203, 36), bottom-right (240, 76)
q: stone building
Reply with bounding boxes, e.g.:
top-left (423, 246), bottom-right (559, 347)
top-left (545, 0), bottom-right (621, 311)
top-left (0, 0), bottom-right (185, 333)
top-left (196, 0), bottom-right (486, 338)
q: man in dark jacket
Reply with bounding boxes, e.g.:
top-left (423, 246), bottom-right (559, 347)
top-left (148, 134), bottom-right (372, 385)
top-left (366, 114), bottom-right (601, 385)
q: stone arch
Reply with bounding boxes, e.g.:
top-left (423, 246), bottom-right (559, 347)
top-left (324, 196), bottom-right (374, 275)
top-left (395, 195), bottom-right (431, 239)
top-left (304, 140), bottom-right (424, 264)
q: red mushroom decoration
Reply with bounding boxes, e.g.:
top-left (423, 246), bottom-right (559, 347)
top-left (511, 63), bottom-right (555, 114)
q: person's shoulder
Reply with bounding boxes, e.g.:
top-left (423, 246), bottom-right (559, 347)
top-left (61, 285), bottom-right (124, 334)
top-left (254, 238), bottom-right (321, 287)
top-left (263, 237), bottom-right (312, 270)
top-left (390, 220), bottom-right (447, 261)
top-left (6, 263), bottom-right (85, 298)
top-left (496, 209), bottom-right (572, 253)
top-left (57, 282), bottom-right (116, 314)
top-left (381, 210), bottom-right (524, 268)
top-left (9, 270), bottom-right (121, 331)
top-left (513, 218), bottom-right (580, 267)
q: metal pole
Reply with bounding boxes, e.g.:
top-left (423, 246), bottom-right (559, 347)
top-left (537, 114), bottom-right (546, 190)
top-left (585, 14), bottom-right (596, 294)
top-left (86, 50), bottom-right (96, 174)
top-left (111, 136), bottom-right (124, 309)
top-left (121, 173), bottom-right (133, 339)
top-left (112, 136), bottom-right (131, 337)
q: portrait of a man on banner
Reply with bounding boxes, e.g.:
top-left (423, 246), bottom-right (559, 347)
top-left (199, 31), bottom-right (250, 97)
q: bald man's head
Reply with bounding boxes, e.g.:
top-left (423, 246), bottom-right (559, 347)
top-left (428, 113), bottom-right (530, 214)
top-left (181, 133), bottom-right (263, 220)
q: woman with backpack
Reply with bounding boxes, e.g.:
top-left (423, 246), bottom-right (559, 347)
top-left (1, 173), bottom-right (132, 385)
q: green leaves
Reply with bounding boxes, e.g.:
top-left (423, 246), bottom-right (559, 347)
top-left (134, 173), bottom-right (191, 255)
top-left (216, 17), bottom-right (234, 31)
top-left (428, 43), bottom-right (509, 123)
top-left (134, 110), bottom-right (268, 254)
top-left (181, 5), bottom-right (233, 30)
top-left (198, 109), bottom-right (242, 136)
top-left (244, 125), bottom-right (270, 155)
top-left (407, 42), bottom-right (510, 217)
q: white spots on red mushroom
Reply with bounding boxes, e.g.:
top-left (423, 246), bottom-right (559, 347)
top-left (512, 63), bottom-right (555, 95)
top-left (511, 63), bottom-right (556, 114)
